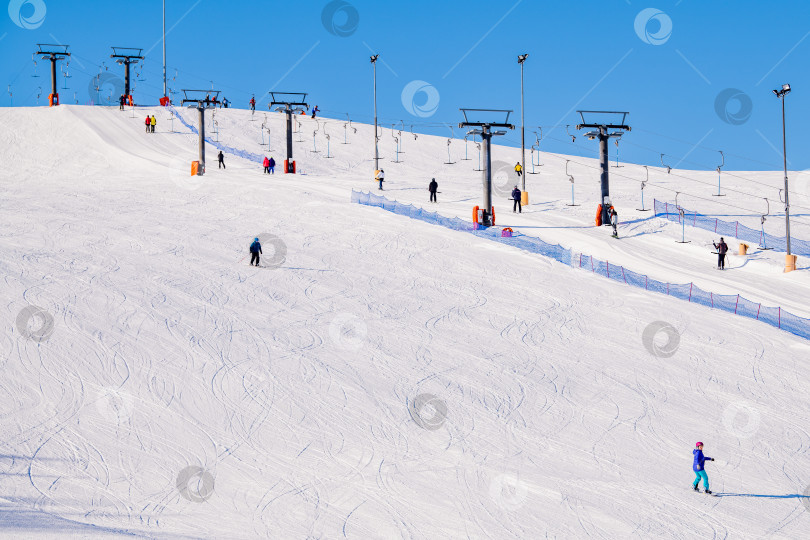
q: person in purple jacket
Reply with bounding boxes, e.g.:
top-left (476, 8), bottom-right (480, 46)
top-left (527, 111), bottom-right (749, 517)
top-left (692, 442), bottom-right (715, 494)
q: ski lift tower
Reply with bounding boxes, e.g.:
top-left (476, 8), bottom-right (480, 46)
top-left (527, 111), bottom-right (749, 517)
top-left (270, 92), bottom-right (308, 174)
top-left (35, 44), bottom-right (70, 106)
top-left (459, 108), bottom-right (514, 227)
top-left (575, 110), bottom-right (631, 225)
top-left (110, 47), bottom-right (144, 106)
top-left (181, 89), bottom-right (220, 176)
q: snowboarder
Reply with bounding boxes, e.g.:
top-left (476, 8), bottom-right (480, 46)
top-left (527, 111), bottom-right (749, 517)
top-left (263, 156), bottom-right (270, 174)
top-left (692, 442), bottom-right (715, 494)
top-left (610, 207), bottom-right (619, 238)
top-left (150, 115), bottom-right (156, 133)
top-left (218, 151), bottom-right (225, 169)
top-left (144, 115), bottom-right (151, 133)
top-left (222, 98), bottom-right (229, 108)
top-left (514, 162), bottom-right (523, 177)
top-left (713, 237), bottom-right (729, 270)
top-left (428, 178), bottom-right (438, 203)
top-left (376, 169), bottom-right (385, 190)
top-left (311, 105), bottom-right (320, 119)
top-left (512, 186), bottom-right (522, 213)
top-left (268, 157), bottom-right (275, 174)
top-left (249, 96), bottom-right (256, 111)
top-left (249, 237), bottom-right (262, 267)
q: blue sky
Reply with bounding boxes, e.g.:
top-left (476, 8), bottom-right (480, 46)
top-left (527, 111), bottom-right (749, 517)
top-left (3, 0), bottom-right (810, 171)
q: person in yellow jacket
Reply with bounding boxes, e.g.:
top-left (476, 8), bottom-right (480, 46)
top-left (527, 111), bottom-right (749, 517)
top-left (375, 169), bottom-right (385, 190)
top-left (150, 115), bottom-right (156, 133)
top-left (514, 162), bottom-right (523, 177)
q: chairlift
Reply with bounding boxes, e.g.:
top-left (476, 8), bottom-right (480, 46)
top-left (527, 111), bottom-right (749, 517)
top-left (759, 197), bottom-right (773, 250)
top-left (660, 154), bottom-right (671, 174)
top-left (31, 54), bottom-right (40, 78)
top-left (637, 165), bottom-right (650, 211)
top-left (444, 138), bottom-right (455, 165)
top-left (713, 150), bottom-right (725, 196)
top-left (566, 160), bottom-right (579, 206)
top-left (411, 125), bottom-right (417, 140)
top-left (674, 192), bottom-right (690, 243)
top-left (565, 124), bottom-right (576, 143)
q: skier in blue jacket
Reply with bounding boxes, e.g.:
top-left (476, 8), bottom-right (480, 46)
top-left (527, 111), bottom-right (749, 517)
top-left (249, 238), bottom-right (262, 267)
top-left (692, 442), bottom-right (715, 494)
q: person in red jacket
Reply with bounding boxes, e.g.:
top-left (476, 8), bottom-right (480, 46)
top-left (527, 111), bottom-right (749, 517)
top-left (263, 156), bottom-right (270, 174)
top-left (713, 237), bottom-right (729, 270)
top-left (145, 115), bottom-right (151, 133)
top-left (249, 96), bottom-right (255, 111)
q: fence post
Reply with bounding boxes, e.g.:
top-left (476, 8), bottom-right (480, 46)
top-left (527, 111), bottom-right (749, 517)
top-left (645, 275), bottom-right (648, 290)
top-left (579, 253), bottom-right (582, 268)
top-left (736, 222), bottom-right (739, 237)
top-left (667, 283), bottom-right (669, 295)
top-left (622, 267), bottom-right (627, 284)
top-left (607, 261), bottom-right (610, 278)
top-left (591, 257), bottom-right (594, 272)
top-left (710, 292), bottom-right (713, 308)
top-left (779, 307), bottom-right (781, 328)
top-left (688, 283), bottom-right (693, 302)
top-left (756, 304), bottom-right (761, 320)
top-left (693, 212), bottom-right (697, 226)
top-left (715, 218), bottom-right (718, 233)
top-left (734, 294), bottom-right (740, 314)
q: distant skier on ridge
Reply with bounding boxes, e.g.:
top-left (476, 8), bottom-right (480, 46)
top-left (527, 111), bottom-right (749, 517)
top-left (376, 169), bottom-right (385, 190)
top-left (692, 442), bottom-right (715, 494)
top-left (514, 161), bottom-right (523, 177)
top-left (249, 237), bottom-right (262, 267)
top-left (218, 151), bottom-right (225, 169)
top-left (610, 207), bottom-right (619, 238)
top-left (150, 115), bottom-right (156, 133)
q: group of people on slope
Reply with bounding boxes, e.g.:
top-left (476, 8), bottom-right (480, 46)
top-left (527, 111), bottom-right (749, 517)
top-left (263, 156), bottom-right (276, 174)
top-left (144, 114), bottom-right (156, 133)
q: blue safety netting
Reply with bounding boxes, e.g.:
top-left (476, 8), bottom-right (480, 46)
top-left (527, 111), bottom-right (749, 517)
top-left (354, 190), bottom-right (810, 341)
top-left (168, 106), bottom-right (265, 163)
top-left (654, 199), bottom-right (810, 256)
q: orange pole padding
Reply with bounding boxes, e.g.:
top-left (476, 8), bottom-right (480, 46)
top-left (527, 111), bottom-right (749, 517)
top-left (595, 204), bottom-right (603, 226)
top-left (473, 206), bottom-right (480, 224)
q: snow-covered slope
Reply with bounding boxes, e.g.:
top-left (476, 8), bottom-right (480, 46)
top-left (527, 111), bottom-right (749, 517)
top-left (1, 105), bottom-right (809, 539)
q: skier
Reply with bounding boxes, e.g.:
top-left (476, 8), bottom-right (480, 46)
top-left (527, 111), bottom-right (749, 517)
top-left (150, 115), bottom-right (156, 133)
top-left (249, 96), bottom-right (256, 111)
top-left (376, 169), bottom-right (385, 190)
top-left (249, 237), bottom-right (262, 267)
top-left (218, 151), bottom-right (225, 169)
top-left (268, 156), bottom-right (276, 174)
top-left (610, 207), bottom-right (619, 238)
top-left (311, 105), bottom-right (320, 119)
top-left (144, 115), bottom-right (151, 133)
top-left (119, 94), bottom-right (125, 111)
top-left (512, 185), bottom-right (522, 213)
top-left (713, 237), bottom-right (729, 270)
top-left (692, 442), bottom-right (715, 494)
top-left (222, 98), bottom-right (229, 108)
top-left (514, 162), bottom-right (523, 177)
top-left (263, 156), bottom-right (270, 174)
top-left (428, 178), bottom-right (438, 203)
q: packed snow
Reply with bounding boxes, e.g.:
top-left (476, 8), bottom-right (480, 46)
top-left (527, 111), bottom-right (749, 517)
top-left (1, 104), bottom-right (809, 538)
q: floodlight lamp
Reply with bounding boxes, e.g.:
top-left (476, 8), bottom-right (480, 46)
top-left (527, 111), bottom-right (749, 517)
top-left (783, 83), bottom-right (791, 92)
top-left (493, 130), bottom-right (507, 136)
top-left (370, 55), bottom-right (379, 63)
top-left (518, 54), bottom-right (529, 63)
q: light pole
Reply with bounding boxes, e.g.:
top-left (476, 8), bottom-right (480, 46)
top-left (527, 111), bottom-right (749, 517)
top-left (371, 55), bottom-right (379, 174)
top-left (773, 83), bottom-right (794, 271)
top-left (518, 54), bottom-right (528, 199)
top-left (162, 0), bottom-right (167, 99)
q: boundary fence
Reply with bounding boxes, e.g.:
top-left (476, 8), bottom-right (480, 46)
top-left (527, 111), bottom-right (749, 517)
top-left (654, 199), bottom-right (810, 256)
top-left (354, 190), bottom-right (810, 341)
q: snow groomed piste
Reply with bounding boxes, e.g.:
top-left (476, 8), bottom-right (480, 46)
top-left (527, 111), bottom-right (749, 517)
top-left (354, 190), bottom-right (810, 341)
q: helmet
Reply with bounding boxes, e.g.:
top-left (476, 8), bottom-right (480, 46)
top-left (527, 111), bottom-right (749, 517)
top-left (696, 442), bottom-right (703, 448)
top-left (254, 237), bottom-right (259, 242)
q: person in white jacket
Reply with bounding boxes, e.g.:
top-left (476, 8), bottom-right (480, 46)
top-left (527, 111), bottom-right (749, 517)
top-left (376, 169), bottom-right (385, 190)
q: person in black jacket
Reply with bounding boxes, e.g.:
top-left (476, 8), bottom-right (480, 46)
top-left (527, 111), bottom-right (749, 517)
top-left (511, 186), bottom-right (522, 213)
top-left (249, 238), bottom-right (262, 267)
top-left (428, 178), bottom-right (438, 202)
top-left (268, 157), bottom-right (276, 174)
top-left (218, 151), bottom-right (225, 169)
top-left (713, 237), bottom-right (729, 269)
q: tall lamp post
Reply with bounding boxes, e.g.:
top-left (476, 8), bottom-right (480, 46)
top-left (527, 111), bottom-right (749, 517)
top-left (371, 55), bottom-right (379, 174)
top-left (773, 83), bottom-right (795, 272)
top-left (518, 53), bottom-right (529, 205)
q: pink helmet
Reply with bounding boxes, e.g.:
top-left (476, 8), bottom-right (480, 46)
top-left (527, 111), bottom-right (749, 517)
top-left (696, 442), bottom-right (703, 448)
